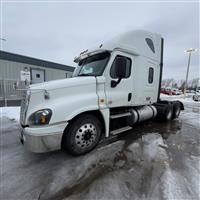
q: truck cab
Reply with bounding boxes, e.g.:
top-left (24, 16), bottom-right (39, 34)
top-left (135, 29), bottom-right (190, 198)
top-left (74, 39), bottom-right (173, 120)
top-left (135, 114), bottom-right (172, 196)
top-left (20, 30), bottom-right (184, 155)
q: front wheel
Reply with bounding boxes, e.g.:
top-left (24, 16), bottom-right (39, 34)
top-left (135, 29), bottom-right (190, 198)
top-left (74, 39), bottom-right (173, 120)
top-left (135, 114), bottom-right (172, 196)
top-left (63, 114), bottom-right (102, 156)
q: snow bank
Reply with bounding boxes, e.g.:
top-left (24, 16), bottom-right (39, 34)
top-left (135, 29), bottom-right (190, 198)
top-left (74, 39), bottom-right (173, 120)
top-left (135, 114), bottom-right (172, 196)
top-left (160, 93), bottom-right (200, 105)
top-left (0, 107), bottom-right (20, 121)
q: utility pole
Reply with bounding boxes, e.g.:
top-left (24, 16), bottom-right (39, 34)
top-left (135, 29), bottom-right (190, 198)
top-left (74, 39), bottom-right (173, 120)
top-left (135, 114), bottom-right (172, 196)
top-left (0, 37), bottom-right (6, 50)
top-left (184, 48), bottom-right (197, 98)
top-left (0, 38), bottom-right (6, 41)
top-left (0, 38), bottom-right (6, 105)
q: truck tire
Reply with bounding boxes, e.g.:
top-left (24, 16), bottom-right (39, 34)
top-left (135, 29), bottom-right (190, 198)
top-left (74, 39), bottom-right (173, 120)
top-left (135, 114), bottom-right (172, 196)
top-left (63, 114), bottom-right (102, 156)
top-left (163, 103), bottom-right (173, 121)
top-left (172, 102), bottom-right (181, 119)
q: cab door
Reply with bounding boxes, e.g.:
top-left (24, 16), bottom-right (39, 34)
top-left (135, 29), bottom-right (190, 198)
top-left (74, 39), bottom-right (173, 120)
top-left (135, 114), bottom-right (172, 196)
top-left (104, 51), bottom-right (133, 108)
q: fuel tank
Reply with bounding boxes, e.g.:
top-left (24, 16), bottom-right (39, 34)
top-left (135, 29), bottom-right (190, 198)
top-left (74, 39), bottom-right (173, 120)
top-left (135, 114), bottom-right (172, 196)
top-left (128, 105), bottom-right (157, 126)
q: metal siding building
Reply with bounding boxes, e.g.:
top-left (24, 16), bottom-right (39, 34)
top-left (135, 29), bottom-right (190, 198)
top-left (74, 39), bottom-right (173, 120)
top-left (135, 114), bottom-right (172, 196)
top-left (0, 50), bottom-right (74, 81)
top-left (0, 50), bottom-right (74, 106)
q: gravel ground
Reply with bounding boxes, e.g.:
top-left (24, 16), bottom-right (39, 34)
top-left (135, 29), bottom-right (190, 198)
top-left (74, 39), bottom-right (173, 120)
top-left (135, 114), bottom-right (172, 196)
top-left (0, 101), bottom-right (200, 200)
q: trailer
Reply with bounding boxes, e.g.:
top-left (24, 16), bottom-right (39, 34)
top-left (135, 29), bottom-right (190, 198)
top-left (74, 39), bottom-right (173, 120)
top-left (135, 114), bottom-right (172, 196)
top-left (20, 30), bottom-right (184, 155)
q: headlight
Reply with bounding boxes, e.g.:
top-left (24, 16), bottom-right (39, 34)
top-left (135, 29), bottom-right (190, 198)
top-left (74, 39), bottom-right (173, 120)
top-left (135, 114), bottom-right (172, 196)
top-left (29, 109), bottom-right (52, 125)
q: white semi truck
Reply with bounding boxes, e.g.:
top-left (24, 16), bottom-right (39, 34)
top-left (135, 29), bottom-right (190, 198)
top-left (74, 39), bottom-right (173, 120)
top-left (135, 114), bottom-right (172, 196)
top-left (20, 30), bottom-right (184, 155)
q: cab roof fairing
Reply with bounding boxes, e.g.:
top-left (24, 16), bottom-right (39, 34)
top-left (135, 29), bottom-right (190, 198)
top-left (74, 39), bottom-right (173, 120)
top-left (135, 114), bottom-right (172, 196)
top-left (73, 42), bottom-right (141, 64)
top-left (74, 30), bottom-right (162, 63)
top-left (106, 30), bottom-right (162, 62)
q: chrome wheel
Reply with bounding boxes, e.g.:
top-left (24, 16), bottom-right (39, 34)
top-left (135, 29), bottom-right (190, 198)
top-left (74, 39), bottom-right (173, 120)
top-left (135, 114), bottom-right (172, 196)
top-left (75, 123), bottom-right (97, 149)
top-left (166, 109), bottom-right (172, 120)
top-left (175, 107), bottom-right (180, 117)
top-left (163, 104), bottom-right (173, 121)
top-left (63, 114), bottom-right (102, 155)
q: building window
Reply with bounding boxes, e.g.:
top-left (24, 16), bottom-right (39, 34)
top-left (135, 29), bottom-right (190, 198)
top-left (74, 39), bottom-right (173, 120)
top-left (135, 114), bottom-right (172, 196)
top-left (145, 38), bottom-right (155, 53)
top-left (110, 55), bottom-right (132, 79)
top-left (36, 74), bottom-right (40, 78)
top-left (66, 73), bottom-right (68, 78)
top-left (148, 67), bottom-right (154, 84)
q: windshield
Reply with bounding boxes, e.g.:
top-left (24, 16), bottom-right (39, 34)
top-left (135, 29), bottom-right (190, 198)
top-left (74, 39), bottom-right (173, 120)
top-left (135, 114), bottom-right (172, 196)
top-left (73, 52), bottom-right (110, 77)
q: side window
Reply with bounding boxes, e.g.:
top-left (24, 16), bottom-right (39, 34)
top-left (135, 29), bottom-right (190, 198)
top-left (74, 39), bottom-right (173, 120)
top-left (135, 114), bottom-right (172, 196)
top-left (145, 38), bottom-right (155, 53)
top-left (110, 55), bottom-right (131, 78)
top-left (148, 67), bottom-right (154, 83)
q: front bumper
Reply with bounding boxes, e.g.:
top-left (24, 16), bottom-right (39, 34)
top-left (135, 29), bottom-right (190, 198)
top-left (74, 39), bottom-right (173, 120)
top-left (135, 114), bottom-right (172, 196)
top-left (20, 122), bottom-right (68, 153)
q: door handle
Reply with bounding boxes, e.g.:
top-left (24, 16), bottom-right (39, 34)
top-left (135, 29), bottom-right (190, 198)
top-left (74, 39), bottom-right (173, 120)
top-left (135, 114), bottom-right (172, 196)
top-left (128, 93), bottom-right (132, 102)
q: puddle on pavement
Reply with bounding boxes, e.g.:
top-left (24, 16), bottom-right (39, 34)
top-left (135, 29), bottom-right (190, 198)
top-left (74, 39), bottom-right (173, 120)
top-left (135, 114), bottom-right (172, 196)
top-left (100, 118), bottom-right (183, 149)
top-left (99, 116), bottom-right (199, 171)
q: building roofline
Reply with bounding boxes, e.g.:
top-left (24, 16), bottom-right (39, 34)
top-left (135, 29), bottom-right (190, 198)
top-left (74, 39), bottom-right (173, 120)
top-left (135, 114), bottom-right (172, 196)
top-left (0, 50), bottom-right (75, 72)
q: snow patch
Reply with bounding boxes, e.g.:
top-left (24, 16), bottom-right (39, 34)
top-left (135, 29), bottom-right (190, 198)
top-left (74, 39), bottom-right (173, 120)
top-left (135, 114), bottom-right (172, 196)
top-left (39, 140), bottom-right (125, 200)
top-left (162, 165), bottom-right (194, 200)
top-left (0, 107), bottom-right (20, 121)
top-left (180, 112), bottom-right (200, 130)
top-left (184, 156), bottom-right (200, 199)
top-left (160, 94), bottom-right (200, 105)
top-left (142, 133), bottom-right (168, 162)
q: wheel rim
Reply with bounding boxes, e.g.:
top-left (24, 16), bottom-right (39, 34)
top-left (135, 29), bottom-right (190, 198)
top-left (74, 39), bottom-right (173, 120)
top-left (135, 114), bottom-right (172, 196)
top-left (75, 123), bottom-right (97, 149)
top-left (166, 109), bottom-right (172, 119)
top-left (175, 107), bottom-right (180, 117)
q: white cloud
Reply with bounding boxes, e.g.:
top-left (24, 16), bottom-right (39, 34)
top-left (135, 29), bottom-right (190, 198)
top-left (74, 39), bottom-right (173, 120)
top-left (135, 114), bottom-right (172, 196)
top-left (1, 1), bottom-right (199, 79)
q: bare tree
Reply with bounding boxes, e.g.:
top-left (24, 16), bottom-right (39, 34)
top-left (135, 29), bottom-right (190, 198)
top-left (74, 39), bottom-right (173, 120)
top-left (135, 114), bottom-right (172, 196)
top-left (162, 78), bottom-right (199, 91)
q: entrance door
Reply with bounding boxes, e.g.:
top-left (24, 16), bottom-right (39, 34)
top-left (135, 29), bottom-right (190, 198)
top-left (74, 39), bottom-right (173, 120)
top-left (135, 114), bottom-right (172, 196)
top-left (104, 51), bottom-right (133, 108)
top-left (31, 69), bottom-right (45, 84)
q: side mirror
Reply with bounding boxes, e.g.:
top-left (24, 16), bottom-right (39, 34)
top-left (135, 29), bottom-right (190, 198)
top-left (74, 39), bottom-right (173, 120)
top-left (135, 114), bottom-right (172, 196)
top-left (115, 57), bottom-right (127, 78)
top-left (111, 57), bottom-right (127, 88)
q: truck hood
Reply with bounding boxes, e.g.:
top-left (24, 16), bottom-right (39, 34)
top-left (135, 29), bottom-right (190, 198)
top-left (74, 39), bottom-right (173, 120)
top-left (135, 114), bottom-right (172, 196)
top-left (25, 76), bottom-right (99, 125)
top-left (29, 77), bottom-right (97, 91)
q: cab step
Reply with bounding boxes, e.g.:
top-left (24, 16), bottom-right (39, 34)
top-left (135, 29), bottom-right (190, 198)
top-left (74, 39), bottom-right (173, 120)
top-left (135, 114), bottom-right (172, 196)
top-left (110, 126), bottom-right (132, 135)
top-left (110, 112), bottom-right (131, 119)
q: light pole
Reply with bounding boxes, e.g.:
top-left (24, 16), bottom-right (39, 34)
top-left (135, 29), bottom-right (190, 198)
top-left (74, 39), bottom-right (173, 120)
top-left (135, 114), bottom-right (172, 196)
top-left (183, 48), bottom-right (197, 98)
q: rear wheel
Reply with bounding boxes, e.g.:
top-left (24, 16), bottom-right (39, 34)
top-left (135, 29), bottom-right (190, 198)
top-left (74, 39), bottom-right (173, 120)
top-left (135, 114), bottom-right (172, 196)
top-left (63, 114), bottom-right (102, 156)
top-left (172, 102), bottom-right (181, 119)
top-left (162, 103), bottom-right (173, 121)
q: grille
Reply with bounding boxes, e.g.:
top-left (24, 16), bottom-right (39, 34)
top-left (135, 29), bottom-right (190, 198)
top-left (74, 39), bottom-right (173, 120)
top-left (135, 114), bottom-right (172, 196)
top-left (20, 90), bottom-right (28, 125)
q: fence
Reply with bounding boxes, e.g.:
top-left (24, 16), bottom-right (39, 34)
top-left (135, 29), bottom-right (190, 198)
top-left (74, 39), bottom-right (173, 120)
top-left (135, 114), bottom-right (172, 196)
top-left (0, 79), bottom-right (28, 106)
